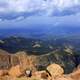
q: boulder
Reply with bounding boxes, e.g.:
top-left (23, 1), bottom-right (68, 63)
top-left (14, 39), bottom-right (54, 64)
top-left (8, 65), bottom-right (22, 77)
top-left (47, 64), bottom-right (64, 78)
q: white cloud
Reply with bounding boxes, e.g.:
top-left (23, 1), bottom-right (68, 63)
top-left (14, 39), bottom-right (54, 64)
top-left (0, 0), bottom-right (80, 19)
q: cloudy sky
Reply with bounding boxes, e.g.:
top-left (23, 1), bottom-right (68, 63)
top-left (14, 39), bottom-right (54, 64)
top-left (0, 0), bottom-right (80, 28)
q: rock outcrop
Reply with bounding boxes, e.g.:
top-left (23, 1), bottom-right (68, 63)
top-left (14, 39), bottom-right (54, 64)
top-left (0, 49), bottom-right (19, 70)
top-left (15, 51), bottom-right (37, 72)
top-left (0, 50), bottom-right (37, 74)
top-left (47, 63), bottom-right (64, 78)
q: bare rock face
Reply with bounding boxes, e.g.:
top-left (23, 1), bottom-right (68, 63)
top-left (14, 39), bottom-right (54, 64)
top-left (0, 49), bottom-right (20, 70)
top-left (0, 49), bottom-right (11, 70)
top-left (47, 63), bottom-right (64, 78)
top-left (10, 55), bottom-right (20, 67)
top-left (15, 51), bottom-right (37, 72)
top-left (8, 65), bottom-right (23, 77)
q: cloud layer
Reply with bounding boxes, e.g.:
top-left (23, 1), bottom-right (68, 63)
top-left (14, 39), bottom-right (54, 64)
top-left (0, 0), bottom-right (80, 19)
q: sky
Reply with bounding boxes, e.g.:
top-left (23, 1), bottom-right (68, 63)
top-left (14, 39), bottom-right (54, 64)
top-left (0, 0), bottom-right (80, 29)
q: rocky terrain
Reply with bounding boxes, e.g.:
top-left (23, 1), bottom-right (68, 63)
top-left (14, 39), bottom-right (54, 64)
top-left (0, 50), bottom-right (80, 80)
top-left (0, 48), bottom-right (77, 74)
top-left (0, 49), bottom-right (79, 80)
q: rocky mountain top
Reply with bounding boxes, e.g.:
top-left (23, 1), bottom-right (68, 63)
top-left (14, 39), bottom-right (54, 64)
top-left (0, 49), bottom-right (78, 73)
top-left (0, 62), bottom-right (80, 80)
top-left (0, 49), bottom-right (79, 80)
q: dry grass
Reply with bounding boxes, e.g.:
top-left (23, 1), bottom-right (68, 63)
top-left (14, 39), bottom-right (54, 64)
top-left (0, 76), bottom-right (41, 80)
top-left (15, 77), bottom-right (41, 80)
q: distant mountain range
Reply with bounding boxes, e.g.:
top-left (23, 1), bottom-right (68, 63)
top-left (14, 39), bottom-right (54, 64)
top-left (0, 26), bottom-right (80, 39)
